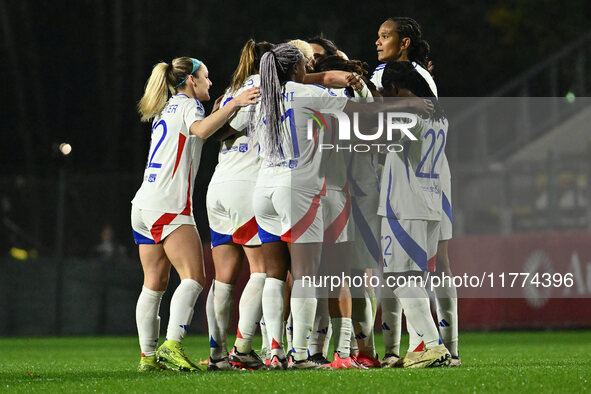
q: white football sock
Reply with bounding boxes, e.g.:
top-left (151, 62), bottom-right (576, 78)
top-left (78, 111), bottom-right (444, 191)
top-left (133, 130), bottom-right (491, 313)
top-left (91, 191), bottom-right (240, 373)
top-left (206, 280), bottom-right (233, 358)
top-left (434, 283), bottom-right (458, 356)
top-left (323, 321), bottom-right (332, 358)
top-left (285, 314), bottom-right (293, 353)
top-left (394, 285), bottom-right (439, 349)
top-left (136, 286), bottom-right (164, 356)
top-left (309, 298), bottom-right (329, 356)
top-left (260, 317), bottom-right (268, 354)
top-left (351, 291), bottom-right (376, 358)
top-left (332, 317), bottom-right (353, 358)
top-left (368, 286), bottom-right (377, 323)
top-left (381, 296), bottom-right (402, 356)
top-left (166, 279), bottom-right (203, 343)
top-left (350, 329), bottom-right (359, 357)
top-left (291, 279), bottom-right (317, 361)
top-left (205, 283), bottom-right (216, 356)
top-left (262, 278), bottom-right (285, 358)
top-left (406, 318), bottom-right (423, 352)
top-left (235, 273), bottom-right (266, 353)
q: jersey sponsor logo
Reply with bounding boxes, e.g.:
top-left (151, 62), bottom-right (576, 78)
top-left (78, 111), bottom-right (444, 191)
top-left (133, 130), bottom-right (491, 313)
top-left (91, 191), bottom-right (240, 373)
top-left (239, 143), bottom-right (248, 153)
top-left (148, 173), bottom-right (157, 183)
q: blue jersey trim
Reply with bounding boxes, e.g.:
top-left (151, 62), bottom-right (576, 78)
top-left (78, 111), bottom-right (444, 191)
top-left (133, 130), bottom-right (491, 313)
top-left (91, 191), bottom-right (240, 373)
top-left (442, 192), bottom-right (453, 223)
top-left (351, 197), bottom-right (381, 265)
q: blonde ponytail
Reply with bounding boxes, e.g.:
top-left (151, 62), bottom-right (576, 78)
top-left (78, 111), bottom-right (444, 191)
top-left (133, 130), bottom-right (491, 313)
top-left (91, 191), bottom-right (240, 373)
top-left (229, 39), bottom-right (257, 94)
top-left (138, 62), bottom-right (174, 122)
top-left (138, 57), bottom-right (198, 122)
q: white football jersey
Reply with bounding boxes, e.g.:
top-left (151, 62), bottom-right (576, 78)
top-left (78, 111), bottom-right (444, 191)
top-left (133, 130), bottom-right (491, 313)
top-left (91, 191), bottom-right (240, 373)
top-left (370, 62), bottom-right (438, 97)
top-left (255, 82), bottom-right (348, 194)
top-left (333, 81), bottom-right (380, 196)
top-left (132, 94), bottom-right (205, 213)
top-left (378, 116), bottom-right (448, 220)
top-left (323, 87), bottom-right (358, 191)
top-left (209, 75), bottom-right (261, 185)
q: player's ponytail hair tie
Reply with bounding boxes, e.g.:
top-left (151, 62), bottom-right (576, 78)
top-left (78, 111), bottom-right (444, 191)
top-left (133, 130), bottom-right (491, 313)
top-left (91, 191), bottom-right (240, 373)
top-left (174, 58), bottom-right (202, 88)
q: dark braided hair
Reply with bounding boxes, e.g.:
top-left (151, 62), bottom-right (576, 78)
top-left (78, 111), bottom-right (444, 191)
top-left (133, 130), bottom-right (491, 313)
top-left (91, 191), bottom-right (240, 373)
top-left (386, 17), bottom-right (430, 70)
top-left (313, 55), bottom-right (377, 97)
top-left (382, 61), bottom-right (445, 121)
top-left (249, 43), bottom-right (304, 163)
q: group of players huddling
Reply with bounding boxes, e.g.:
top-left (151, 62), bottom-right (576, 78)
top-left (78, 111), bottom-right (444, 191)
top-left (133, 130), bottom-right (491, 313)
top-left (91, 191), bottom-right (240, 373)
top-left (131, 16), bottom-right (460, 372)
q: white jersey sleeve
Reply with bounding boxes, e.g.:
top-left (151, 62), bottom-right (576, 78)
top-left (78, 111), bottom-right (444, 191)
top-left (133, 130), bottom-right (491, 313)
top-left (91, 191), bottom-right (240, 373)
top-left (370, 62), bottom-right (438, 98)
top-left (370, 63), bottom-right (386, 92)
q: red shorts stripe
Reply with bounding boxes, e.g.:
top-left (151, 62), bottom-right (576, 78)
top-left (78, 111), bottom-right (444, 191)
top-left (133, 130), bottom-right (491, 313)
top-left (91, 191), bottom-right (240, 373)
top-left (323, 184), bottom-right (351, 244)
top-left (281, 194), bottom-right (321, 243)
top-left (233, 216), bottom-right (259, 244)
top-left (427, 254), bottom-right (437, 272)
top-left (150, 212), bottom-right (178, 244)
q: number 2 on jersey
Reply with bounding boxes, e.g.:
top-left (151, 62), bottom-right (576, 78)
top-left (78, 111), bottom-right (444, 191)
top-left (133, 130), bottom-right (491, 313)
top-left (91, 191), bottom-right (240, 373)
top-left (415, 128), bottom-right (445, 179)
top-left (146, 120), bottom-right (167, 169)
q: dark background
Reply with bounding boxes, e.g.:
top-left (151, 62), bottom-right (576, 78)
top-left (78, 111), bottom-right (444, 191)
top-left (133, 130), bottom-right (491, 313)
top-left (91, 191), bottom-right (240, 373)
top-left (1, 0), bottom-right (590, 256)
top-left (2, 0), bottom-right (591, 336)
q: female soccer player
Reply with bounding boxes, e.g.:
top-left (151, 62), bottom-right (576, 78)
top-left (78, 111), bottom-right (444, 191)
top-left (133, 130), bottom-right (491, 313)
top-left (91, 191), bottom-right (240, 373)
top-left (132, 56), bottom-right (258, 372)
top-left (249, 43), bottom-right (350, 370)
top-left (378, 61), bottom-right (450, 368)
top-left (309, 54), bottom-right (378, 369)
top-left (371, 17), bottom-right (460, 367)
top-left (205, 39), bottom-right (272, 371)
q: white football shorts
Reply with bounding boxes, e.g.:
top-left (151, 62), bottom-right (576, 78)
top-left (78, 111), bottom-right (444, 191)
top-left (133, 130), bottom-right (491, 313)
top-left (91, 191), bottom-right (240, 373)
top-left (253, 186), bottom-right (324, 244)
top-left (131, 205), bottom-right (196, 244)
top-left (381, 217), bottom-right (440, 273)
top-left (322, 189), bottom-right (355, 244)
top-left (206, 181), bottom-right (261, 247)
top-left (350, 191), bottom-right (381, 270)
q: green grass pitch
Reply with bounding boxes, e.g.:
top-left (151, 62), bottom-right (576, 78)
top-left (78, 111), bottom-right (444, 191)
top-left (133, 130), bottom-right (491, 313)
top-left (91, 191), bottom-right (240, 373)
top-left (2, 331), bottom-right (590, 393)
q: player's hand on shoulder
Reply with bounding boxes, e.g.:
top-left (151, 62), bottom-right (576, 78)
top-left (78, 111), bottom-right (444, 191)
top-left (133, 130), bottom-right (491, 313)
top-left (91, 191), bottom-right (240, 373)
top-left (346, 72), bottom-right (363, 92)
top-left (411, 98), bottom-right (434, 117)
top-left (232, 87), bottom-right (260, 108)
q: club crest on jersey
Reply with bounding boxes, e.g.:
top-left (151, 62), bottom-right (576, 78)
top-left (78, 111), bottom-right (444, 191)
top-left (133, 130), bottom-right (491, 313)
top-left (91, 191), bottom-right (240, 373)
top-left (147, 173), bottom-right (157, 183)
top-left (239, 143), bottom-right (248, 153)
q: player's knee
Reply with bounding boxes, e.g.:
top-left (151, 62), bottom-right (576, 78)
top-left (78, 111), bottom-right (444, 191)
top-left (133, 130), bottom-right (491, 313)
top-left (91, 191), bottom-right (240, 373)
top-left (144, 274), bottom-right (169, 292)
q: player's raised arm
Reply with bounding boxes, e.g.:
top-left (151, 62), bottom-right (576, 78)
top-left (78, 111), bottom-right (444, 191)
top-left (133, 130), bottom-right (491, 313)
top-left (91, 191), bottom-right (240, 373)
top-left (190, 86), bottom-right (259, 139)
